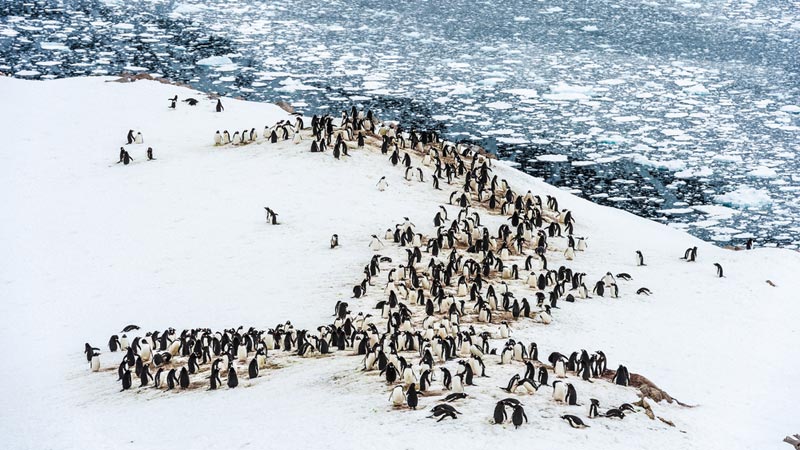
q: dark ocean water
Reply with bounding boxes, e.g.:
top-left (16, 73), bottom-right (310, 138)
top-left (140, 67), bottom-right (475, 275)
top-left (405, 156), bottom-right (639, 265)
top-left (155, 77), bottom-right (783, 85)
top-left (2, 0), bottom-right (799, 247)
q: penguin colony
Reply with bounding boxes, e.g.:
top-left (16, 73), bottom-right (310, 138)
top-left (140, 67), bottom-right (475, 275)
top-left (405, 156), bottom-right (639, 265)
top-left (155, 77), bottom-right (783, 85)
top-left (86, 104), bottom-right (716, 431)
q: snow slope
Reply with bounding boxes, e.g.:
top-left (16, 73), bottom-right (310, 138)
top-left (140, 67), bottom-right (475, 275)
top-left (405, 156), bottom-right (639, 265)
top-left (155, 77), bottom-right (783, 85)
top-left (0, 76), bottom-right (797, 450)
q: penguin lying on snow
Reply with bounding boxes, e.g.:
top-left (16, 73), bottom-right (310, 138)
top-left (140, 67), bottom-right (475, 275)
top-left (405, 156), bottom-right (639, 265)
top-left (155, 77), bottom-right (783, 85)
top-left (562, 414), bottom-right (589, 428)
top-left (429, 404), bottom-right (459, 421)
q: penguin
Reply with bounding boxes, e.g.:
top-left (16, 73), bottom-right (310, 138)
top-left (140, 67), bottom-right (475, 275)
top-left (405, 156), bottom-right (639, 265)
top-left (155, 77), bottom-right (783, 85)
top-left (681, 246), bottom-right (698, 262)
top-left (441, 367), bottom-right (452, 390)
top-left (146, 147), bottom-right (154, 161)
top-left (216, 99), bottom-right (224, 112)
top-left (389, 385), bottom-right (405, 406)
top-left (227, 365), bottom-right (238, 388)
top-left (554, 358), bottom-right (566, 378)
top-left (139, 363), bottom-right (153, 387)
top-left (493, 401), bottom-right (507, 424)
top-left (501, 374), bottom-right (520, 392)
top-left (553, 380), bottom-right (567, 402)
top-left (369, 235), bottom-right (384, 251)
top-left (236, 341), bottom-right (247, 363)
top-left (126, 130), bottom-right (135, 145)
top-left (619, 403), bottom-right (636, 413)
top-left (209, 365), bottom-right (222, 390)
top-left (248, 358), bottom-right (259, 379)
top-left (161, 368), bottom-right (175, 390)
top-left (562, 414), bottom-right (590, 428)
top-left (589, 398), bottom-right (600, 418)
top-left (746, 238), bottom-right (754, 250)
top-left (636, 287), bottom-right (652, 295)
top-left (565, 383), bottom-right (578, 405)
top-left (444, 393), bottom-right (467, 402)
top-left (330, 234), bottom-right (339, 249)
top-left (612, 365), bottom-right (630, 386)
top-left (498, 321), bottom-right (510, 339)
top-left (429, 404), bottom-right (460, 421)
top-left (179, 367), bottom-right (190, 389)
top-left (382, 363), bottom-right (398, 384)
top-left (406, 383), bottom-right (419, 409)
top-left (592, 281), bottom-right (604, 297)
top-left (537, 366), bottom-right (549, 386)
top-left (108, 335), bottom-right (121, 352)
top-left (605, 408), bottom-right (625, 419)
top-left (183, 97), bottom-right (199, 106)
top-left (636, 250), bottom-right (646, 266)
top-left (135, 132), bottom-right (143, 144)
top-left (168, 95), bottom-right (176, 109)
top-left (121, 369), bottom-right (132, 391)
top-left (377, 176), bottom-right (389, 191)
top-left (90, 352), bottom-right (100, 372)
top-left (511, 405), bottom-right (528, 428)
top-left (153, 367), bottom-right (164, 388)
top-left (352, 280), bottom-right (367, 298)
top-left (714, 263), bottom-right (724, 278)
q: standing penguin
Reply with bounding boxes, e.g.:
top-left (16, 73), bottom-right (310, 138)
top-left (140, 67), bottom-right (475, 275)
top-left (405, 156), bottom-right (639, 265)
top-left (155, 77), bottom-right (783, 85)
top-left (493, 401), bottom-right (507, 424)
top-left (108, 335), bottom-right (121, 352)
top-left (511, 405), bottom-right (528, 428)
top-left (139, 364), bottom-right (153, 387)
top-left (369, 235), bottom-right (384, 251)
top-left (565, 383), bottom-right (578, 405)
top-left (135, 132), bottom-right (143, 144)
top-left (216, 99), bottom-right (224, 112)
top-left (227, 364), bottom-right (238, 388)
top-left (126, 130), bottom-right (135, 145)
top-left (612, 365), bottom-right (630, 386)
top-left (330, 234), bottom-right (339, 249)
top-left (166, 368), bottom-right (177, 390)
top-left (389, 385), bottom-right (405, 406)
top-left (121, 369), bottom-right (132, 391)
top-left (406, 383), bottom-right (419, 409)
top-left (209, 365), bottom-right (222, 390)
top-left (377, 176), bottom-right (389, 191)
top-left (248, 358), bottom-right (259, 379)
top-left (178, 367), bottom-right (190, 389)
top-left (588, 398), bottom-right (600, 418)
top-left (168, 95), bottom-right (177, 109)
top-left (636, 250), bottom-right (645, 266)
top-left (553, 380), bottom-right (567, 402)
top-left (714, 263), bottom-right (724, 278)
top-left (146, 147), bottom-right (154, 161)
top-left (90, 352), bottom-right (100, 372)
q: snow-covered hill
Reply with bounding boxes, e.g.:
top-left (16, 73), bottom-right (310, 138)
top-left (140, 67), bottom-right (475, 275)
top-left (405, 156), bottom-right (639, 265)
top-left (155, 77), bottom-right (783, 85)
top-left (0, 76), bottom-right (797, 450)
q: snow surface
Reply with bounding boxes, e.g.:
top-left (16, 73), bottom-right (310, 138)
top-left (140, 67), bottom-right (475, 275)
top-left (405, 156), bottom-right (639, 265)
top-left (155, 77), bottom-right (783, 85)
top-left (0, 77), bottom-right (798, 450)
